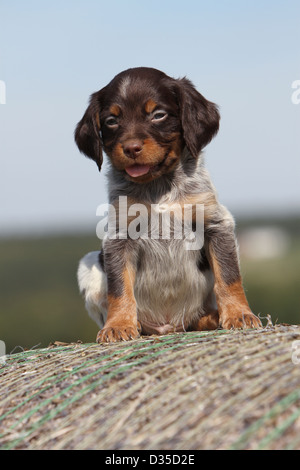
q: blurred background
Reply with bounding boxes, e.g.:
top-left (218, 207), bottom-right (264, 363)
top-left (0, 0), bottom-right (299, 353)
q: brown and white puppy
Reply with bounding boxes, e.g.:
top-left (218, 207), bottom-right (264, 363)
top-left (75, 67), bottom-right (261, 342)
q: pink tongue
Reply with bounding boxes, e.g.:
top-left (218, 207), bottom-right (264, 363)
top-left (125, 164), bottom-right (150, 177)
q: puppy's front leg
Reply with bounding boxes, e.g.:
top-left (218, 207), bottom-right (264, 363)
top-left (206, 208), bottom-right (262, 330)
top-left (97, 240), bottom-right (139, 343)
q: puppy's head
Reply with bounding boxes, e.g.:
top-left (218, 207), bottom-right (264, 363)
top-left (75, 67), bottom-right (220, 183)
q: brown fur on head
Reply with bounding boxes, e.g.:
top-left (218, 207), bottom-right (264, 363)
top-left (75, 67), bottom-right (220, 183)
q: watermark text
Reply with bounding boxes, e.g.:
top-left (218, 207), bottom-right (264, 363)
top-left (0, 80), bottom-right (6, 104)
top-left (0, 341), bottom-right (6, 365)
top-left (291, 80), bottom-right (300, 105)
top-left (96, 196), bottom-right (204, 251)
top-left (292, 341), bottom-right (300, 365)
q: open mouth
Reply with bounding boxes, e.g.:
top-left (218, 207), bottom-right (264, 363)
top-left (125, 153), bottom-right (169, 179)
top-left (125, 164), bottom-right (151, 178)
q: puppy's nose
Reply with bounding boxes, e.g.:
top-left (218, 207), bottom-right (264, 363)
top-left (123, 140), bottom-right (143, 159)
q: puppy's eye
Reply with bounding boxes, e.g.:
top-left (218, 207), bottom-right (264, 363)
top-left (105, 116), bottom-right (119, 128)
top-left (151, 110), bottom-right (168, 122)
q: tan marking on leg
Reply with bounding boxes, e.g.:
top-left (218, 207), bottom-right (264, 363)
top-left (208, 249), bottom-right (261, 329)
top-left (97, 264), bottom-right (139, 343)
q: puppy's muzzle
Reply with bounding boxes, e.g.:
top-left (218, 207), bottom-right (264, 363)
top-left (123, 140), bottom-right (143, 159)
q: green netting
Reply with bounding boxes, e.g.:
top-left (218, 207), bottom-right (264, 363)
top-left (0, 326), bottom-right (300, 450)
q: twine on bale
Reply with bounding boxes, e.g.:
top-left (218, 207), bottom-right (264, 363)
top-left (0, 325), bottom-right (300, 450)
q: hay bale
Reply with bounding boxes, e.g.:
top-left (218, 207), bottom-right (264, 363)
top-left (0, 325), bottom-right (300, 450)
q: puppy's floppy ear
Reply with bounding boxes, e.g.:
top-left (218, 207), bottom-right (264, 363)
top-left (74, 91), bottom-right (103, 171)
top-left (175, 78), bottom-right (220, 158)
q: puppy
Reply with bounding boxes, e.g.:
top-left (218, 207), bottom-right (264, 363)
top-left (75, 67), bottom-right (261, 342)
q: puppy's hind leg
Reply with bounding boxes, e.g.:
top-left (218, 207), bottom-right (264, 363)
top-left (77, 251), bottom-right (108, 329)
top-left (191, 291), bottom-right (220, 331)
top-left (194, 310), bottom-right (220, 331)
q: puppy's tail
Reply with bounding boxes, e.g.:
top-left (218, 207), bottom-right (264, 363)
top-left (77, 251), bottom-right (108, 329)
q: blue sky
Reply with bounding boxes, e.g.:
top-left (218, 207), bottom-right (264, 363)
top-left (0, 0), bottom-right (299, 234)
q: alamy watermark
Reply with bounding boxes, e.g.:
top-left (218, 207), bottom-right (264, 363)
top-left (291, 80), bottom-right (300, 105)
top-left (292, 341), bottom-right (300, 365)
top-left (0, 341), bottom-right (6, 365)
top-left (96, 196), bottom-right (204, 251)
top-left (0, 80), bottom-right (6, 104)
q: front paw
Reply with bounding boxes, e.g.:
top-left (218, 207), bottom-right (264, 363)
top-left (221, 309), bottom-right (262, 330)
top-left (96, 323), bottom-right (140, 343)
